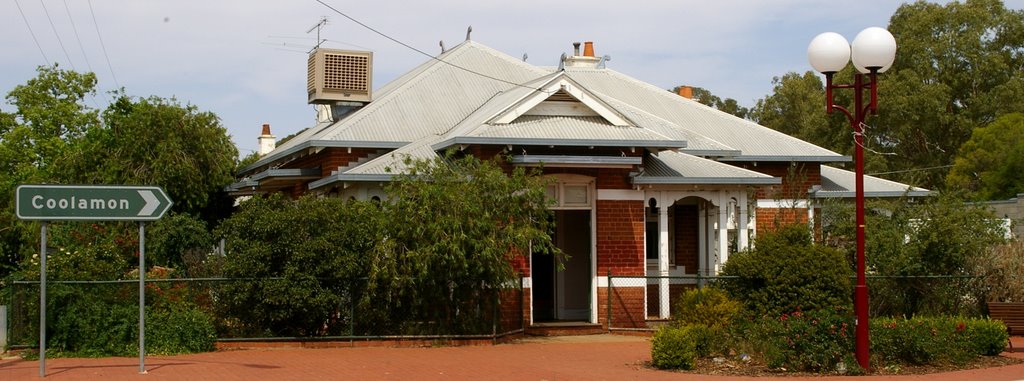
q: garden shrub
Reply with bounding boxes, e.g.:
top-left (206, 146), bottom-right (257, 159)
top-left (672, 287), bottom-right (740, 329)
top-left (746, 309), bottom-right (854, 372)
top-left (651, 325), bottom-right (699, 370)
top-left (719, 224), bottom-right (852, 317)
top-left (871, 317), bottom-right (1008, 366)
top-left (147, 304), bottom-right (217, 355)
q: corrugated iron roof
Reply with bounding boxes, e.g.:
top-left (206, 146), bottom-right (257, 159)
top-left (815, 165), bottom-right (931, 198)
top-left (565, 68), bottom-right (846, 161)
top-left (634, 151), bottom-right (780, 185)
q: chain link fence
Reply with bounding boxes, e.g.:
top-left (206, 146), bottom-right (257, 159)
top-left (607, 274), bottom-right (988, 331)
top-left (4, 276), bottom-right (524, 349)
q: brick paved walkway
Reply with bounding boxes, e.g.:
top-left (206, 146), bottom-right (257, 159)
top-left (2, 335), bottom-right (1023, 380)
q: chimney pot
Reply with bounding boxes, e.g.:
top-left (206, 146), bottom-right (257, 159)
top-left (573, 42), bottom-right (581, 56)
top-left (261, 123), bottom-right (272, 136)
top-left (583, 41), bottom-right (595, 57)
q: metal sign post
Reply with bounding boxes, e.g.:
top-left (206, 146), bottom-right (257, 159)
top-left (139, 222), bottom-right (147, 374)
top-left (16, 185), bottom-right (171, 377)
top-left (39, 222), bottom-right (47, 378)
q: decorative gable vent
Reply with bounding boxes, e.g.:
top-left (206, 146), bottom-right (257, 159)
top-left (307, 48), bottom-right (372, 104)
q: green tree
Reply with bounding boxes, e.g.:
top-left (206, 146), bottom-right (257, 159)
top-left (822, 192), bottom-right (1006, 316)
top-left (65, 95), bottom-right (238, 217)
top-left (875, 0), bottom-right (1024, 188)
top-left (670, 86), bottom-right (749, 119)
top-left (217, 194), bottom-right (384, 336)
top-left (367, 153), bottom-right (558, 334)
top-left (946, 113), bottom-right (1024, 200)
top-left (0, 65), bottom-right (101, 280)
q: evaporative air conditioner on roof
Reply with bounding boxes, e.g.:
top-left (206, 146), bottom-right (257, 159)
top-left (307, 48), bottom-right (372, 104)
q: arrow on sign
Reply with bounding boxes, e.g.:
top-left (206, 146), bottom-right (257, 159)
top-left (138, 190), bottom-right (160, 216)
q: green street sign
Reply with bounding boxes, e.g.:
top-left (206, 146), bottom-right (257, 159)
top-left (16, 185), bottom-right (173, 221)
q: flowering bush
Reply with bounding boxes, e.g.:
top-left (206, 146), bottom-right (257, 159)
top-left (748, 309), bottom-right (855, 372)
top-left (871, 317), bottom-right (1008, 365)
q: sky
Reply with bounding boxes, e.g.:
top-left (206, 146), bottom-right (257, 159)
top-left (3, 0), bottom-right (1023, 157)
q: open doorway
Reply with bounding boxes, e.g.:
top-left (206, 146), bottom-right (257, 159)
top-left (532, 209), bottom-right (591, 322)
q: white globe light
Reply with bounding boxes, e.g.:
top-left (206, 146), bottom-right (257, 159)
top-left (851, 27), bottom-right (897, 73)
top-left (808, 32), bottom-right (851, 74)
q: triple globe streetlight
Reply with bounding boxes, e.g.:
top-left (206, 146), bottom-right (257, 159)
top-left (807, 26), bottom-right (897, 371)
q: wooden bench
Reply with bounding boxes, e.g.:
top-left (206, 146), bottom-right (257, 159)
top-left (988, 302), bottom-right (1024, 350)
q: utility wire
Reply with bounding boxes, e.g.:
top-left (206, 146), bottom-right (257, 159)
top-left (14, 0), bottom-right (50, 63)
top-left (88, 0), bottom-right (121, 89)
top-left (868, 165), bottom-right (953, 177)
top-left (39, 0), bottom-right (77, 71)
top-left (312, 0), bottom-right (544, 92)
top-left (63, 0), bottom-right (107, 107)
top-left (63, 0), bottom-right (96, 75)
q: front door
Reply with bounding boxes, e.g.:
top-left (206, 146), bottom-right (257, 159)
top-left (532, 209), bottom-right (591, 322)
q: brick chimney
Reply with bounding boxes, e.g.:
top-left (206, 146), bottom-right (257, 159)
top-left (258, 123), bottom-right (276, 156)
top-left (677, 86), bottom-right (693, 99)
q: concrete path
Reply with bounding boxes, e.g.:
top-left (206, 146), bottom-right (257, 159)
top-left (1, 336), bottom-right (1023, 380)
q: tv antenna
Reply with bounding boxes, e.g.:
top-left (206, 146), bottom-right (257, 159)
top-left (306, 16), bottom-right (329, 51)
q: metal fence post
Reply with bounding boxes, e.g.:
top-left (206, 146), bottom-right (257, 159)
top-left (1, 304), bottom-right (7, 350)
top-left (606, 270), bottom-right (612, 331)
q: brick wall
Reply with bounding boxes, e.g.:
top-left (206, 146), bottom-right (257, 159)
top-left (756, 207), bottom-right (810, 235)
top-left (599, 286), bottom-right (646, 328)
top-left (738, 162), bottom-right (821, 200)
top-left (596, 200), bottom-right (645, 276)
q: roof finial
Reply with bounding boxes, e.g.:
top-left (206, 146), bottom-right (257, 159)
top-left (440, 40), bottom-right (446, 53)
top-left (522, 53), bottom-right (528, 62)
top-left (466, 25), bottom-right (473, 41)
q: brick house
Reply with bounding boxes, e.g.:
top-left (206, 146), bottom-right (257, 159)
top-left (231, 38), bottom-right (927, 330)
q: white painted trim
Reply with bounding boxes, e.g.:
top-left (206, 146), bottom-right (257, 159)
top-left (597, 189), bottom-right (644, 201)
top-left (597, 276), bottom-right (608, 288)
top-left (521, 276), bottom-right (532, 289)
top-left (757, 199), bottom-right (810, 208)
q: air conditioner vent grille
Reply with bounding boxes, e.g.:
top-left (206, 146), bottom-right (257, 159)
top-left (324, 53), bottom-right (369, 92)
top-left (307, 48), bottom-right (372, 104)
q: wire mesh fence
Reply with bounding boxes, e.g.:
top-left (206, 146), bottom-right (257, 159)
top-left (606, 274), bottom-right (988, 331)
top-left (3, 276), bottom-right (525, 349)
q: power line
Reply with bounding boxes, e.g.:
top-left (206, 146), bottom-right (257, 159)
top-left (14, 0), bottom-right (50, 63)
top-left (88, 0), bottom-right (121, 89)
top-left (63, 0), bottom-right (95, 74)
top-left (39, 0), bottom-right (77, 71)
top-left (63, 0), bottom-right (108, 107)
top-left (312, 0), bottom-right (543, 92)
top-left (867, 165), bottom-right (953, 177)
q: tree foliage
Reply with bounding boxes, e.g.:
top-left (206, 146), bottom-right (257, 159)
top-left (870, 0), bottom-right (1024, 189)
top-left (821, 192), bottom-right (1007, 316)
top-left (217, 194), bottom-right (383, 337)
top-left (0, 66), bottom-right (238, 281)
top-left (720, 224), bottom-right (853, 317)
top-left (946, 113), bottom-right (1024, 199)
top-left (366, 153), bottom-right (558, 333)
top-left (0, 66), bottom-right (101, 280)
top-left (215, 154), bottom-right (558, 336)
top-left (751, 0), bottom-right (1024, 191)
top-left (65, 95), bottom-right (238, 217)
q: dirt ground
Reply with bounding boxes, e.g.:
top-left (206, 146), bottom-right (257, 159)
top-left (1, 335), bottom-right (1023, 380)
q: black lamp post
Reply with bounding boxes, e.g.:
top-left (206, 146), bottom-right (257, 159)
top-left (807, 27), bottom-right (897, 371)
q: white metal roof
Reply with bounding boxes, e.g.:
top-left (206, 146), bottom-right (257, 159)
top-left (564, 68), bottom-right (847, 161)
top-left (635, 151), bottom-right (780, 185)
top-left (815, 165), bottom-right (931, 198)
